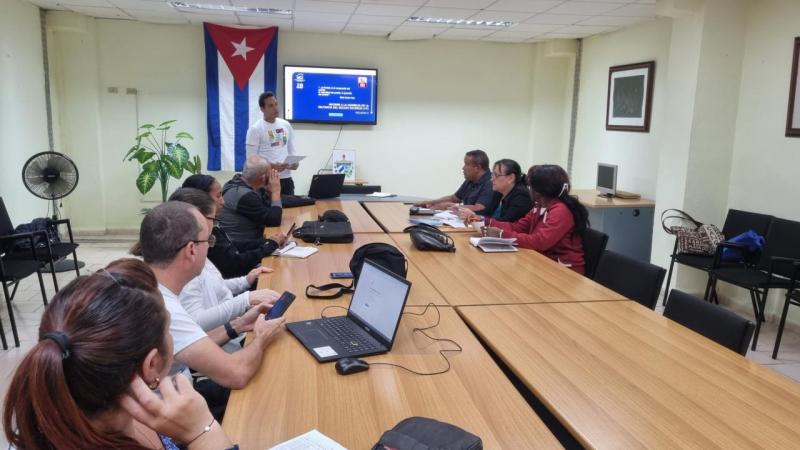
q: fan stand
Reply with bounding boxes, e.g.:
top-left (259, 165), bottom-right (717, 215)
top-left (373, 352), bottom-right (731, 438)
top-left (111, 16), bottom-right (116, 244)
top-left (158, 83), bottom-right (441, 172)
top-left (42, 198), bottom-right (86, 274)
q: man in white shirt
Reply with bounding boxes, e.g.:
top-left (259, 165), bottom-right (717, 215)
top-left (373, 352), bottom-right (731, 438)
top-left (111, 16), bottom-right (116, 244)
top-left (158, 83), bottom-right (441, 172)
top-left (245, 91), bottom-right (298, 195)
top-left (139, 201), bottom-right (285, 419)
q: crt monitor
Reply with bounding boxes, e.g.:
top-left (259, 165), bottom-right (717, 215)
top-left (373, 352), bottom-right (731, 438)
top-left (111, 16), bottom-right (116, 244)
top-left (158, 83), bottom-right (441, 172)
top-left (284, 65), bottom-right (378, 125)
top-left (597, 163), bottom-right (618, 197)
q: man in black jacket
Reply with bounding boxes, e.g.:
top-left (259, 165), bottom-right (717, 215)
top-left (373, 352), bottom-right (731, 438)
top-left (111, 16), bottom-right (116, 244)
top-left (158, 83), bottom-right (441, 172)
top-left (218, 155), bottom-right (283, 245)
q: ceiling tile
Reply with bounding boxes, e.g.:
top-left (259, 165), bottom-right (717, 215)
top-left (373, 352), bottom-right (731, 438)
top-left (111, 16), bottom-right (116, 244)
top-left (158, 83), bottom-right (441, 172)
top-left (437, 27), bottom-right (495, 38)
top-left (24, 0), bottom-right (69, 10)
top-left (425, 0), bottom-right (495, 8)
top-left (609, 3), bottom-right (656, 16)
top-left (236, 14), bottom-right (293, 28)
top-left (481, 32), bottom-right (531, 43)
top-left (354, 3), bottom-right (418, 16)
top-left (295, 0), bottom-right (357, 14)
top-left (567, 0), bottom-right (632, 3)
top-left (108, 0), bottom-right (173, 11)
top-left (64, 5), bottom-right (130, 18)
top-left (364, 0), bottom-right (426, 5)
top-left (541, 31), bottom-right (587, 38)
top-left (126, 12), bottom-right (188, 24)
top-left (524, 14), bottom-right (591, 25)
top-left (467, 10), bottom-right (534, 22)
top-left (508, 22), bottom-right (561, 33)
top-left (486, 0), bottom-right (563, 13)
top-left (183, 12), bottom-right (240, 24)
top-left (230, 0), bottom-right (294, 9)
top-left (57, 0), bottom-right (115, 6)
top-left (546, 1), bottom-right (625, 15)
top-left (293, 22), bottom-right (345, 33)
top-left (578, 14), bottom-right (651, 26)
top-left (557, 24), bottom-right (617, 34)
top-left (293, 11), bottom-right (351, 23)
top-left (412, 7), bottom-right (477, 20)
top-left (349, 14), bottom-right (407, 26)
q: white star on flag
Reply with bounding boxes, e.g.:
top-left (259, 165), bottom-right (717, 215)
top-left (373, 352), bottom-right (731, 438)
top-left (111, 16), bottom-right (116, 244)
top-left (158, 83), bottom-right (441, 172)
top-left (231, 38), bottom-right (254, 60)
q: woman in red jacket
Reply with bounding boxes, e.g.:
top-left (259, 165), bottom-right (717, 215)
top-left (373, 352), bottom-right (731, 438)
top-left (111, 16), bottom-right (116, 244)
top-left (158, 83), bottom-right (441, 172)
top-left (483, 164), bottom-right (589, 274)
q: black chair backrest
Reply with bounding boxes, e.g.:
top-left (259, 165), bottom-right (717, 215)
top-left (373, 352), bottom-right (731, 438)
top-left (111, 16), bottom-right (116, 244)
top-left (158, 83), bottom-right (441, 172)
top-left (583, 228), bottom-right (609, 279)
top-left (664, 290), bottom-right (755, 355)
top-left (594, 250), bottom-right (666, 309)
top-left (757, 218), bottom-right (800, 277)
top-left (721, 209), bottom-right (773, 239)
top-left (0, 197), bottom-right (14, 237)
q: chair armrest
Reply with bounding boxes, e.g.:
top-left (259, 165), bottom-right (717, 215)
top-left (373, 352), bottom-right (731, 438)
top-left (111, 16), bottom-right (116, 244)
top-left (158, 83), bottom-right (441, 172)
top-left (711, 242), bottom-right (749, 269)
top-left (0, 233), bottom-right (39, 261)
top-left (766, 256), bottom-right (800, 284)
top-left (51, 218), bottom-right (76, 243)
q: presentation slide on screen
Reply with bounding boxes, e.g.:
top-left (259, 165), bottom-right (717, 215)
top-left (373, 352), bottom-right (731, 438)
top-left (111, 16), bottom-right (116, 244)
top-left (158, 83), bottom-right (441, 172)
top-left (285, 67), bottom-right (377, 124)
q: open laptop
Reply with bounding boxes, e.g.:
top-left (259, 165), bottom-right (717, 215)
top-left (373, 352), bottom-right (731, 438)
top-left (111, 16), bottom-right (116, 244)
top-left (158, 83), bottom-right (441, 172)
top-left (308, 173), bottom-right (346, 199)
top-left (287, 259), bottom-right (412, 362)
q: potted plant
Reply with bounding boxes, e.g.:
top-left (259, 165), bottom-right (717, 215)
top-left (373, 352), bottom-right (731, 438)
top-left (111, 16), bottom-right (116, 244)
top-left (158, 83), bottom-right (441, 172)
top-left (124, 120), bottom-right (202, 202)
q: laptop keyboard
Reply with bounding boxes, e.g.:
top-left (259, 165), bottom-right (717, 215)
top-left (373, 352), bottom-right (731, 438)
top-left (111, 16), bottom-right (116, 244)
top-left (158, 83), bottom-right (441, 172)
top-left (319, 317), bottom-right (381, 353)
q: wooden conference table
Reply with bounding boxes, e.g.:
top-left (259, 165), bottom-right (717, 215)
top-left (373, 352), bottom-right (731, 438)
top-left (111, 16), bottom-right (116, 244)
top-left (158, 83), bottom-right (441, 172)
top-left (223, 199), bottom-right (800, 449)
top-left (361, 202), bottom-right (474, 233)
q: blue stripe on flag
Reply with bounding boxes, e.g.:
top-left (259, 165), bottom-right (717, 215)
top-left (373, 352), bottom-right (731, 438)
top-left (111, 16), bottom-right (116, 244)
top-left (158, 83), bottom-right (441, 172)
top-left (204, 26), bottom-right (221, 171)
top-left (233, 83), bottom-right (249, 172)
top-left (263, 32), bottom-right (278, 93)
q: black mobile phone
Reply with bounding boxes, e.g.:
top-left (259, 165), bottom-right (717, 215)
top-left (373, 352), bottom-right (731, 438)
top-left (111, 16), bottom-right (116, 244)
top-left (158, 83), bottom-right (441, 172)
top-left (330, 272), bottom-right (354, 279)
top-left (265, 291), bottom-right (296, 320)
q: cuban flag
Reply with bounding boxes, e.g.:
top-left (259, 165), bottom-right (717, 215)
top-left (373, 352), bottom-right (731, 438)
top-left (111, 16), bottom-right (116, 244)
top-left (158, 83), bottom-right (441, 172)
top-left (204, 23), bottom-right (278, 172)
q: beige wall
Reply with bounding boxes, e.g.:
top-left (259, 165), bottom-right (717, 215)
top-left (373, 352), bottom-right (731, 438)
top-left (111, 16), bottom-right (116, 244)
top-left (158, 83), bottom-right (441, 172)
top-left (0, 0), bottom-right (50, 225)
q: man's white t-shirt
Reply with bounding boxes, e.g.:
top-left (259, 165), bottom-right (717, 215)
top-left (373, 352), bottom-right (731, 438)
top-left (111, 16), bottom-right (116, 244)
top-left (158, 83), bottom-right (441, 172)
top-left (160, 283), bottom-right (207, 378)
top-left (245, 117), bottom-right (296, 179)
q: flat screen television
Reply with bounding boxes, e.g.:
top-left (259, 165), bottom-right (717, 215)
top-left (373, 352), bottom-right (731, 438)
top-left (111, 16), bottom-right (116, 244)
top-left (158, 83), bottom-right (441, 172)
top-left (284, 65), bottom-right (378, 125)
top-left (597, 163), bottom-right (618, 197)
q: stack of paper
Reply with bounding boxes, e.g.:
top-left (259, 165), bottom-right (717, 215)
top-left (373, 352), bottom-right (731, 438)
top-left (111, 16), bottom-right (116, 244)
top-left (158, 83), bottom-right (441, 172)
top-left (273, 241), bottom-right (319, 258)
top-left (433, 211), bottom-right (466, 228)
top-left (268, 429), bottom-right (346, 450)
top-left (469, 236), bottom-right (518, 253)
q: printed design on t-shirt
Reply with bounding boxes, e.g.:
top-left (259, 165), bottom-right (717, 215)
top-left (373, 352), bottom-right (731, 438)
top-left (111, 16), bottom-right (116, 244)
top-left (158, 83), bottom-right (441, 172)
top-left (266, 128), bottom-right (288, 148)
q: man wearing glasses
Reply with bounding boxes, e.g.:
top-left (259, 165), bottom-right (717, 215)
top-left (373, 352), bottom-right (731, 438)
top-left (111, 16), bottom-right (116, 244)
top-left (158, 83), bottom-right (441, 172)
top-left (414, 149), bottom-right (494, 213)
top-left (139, 201), bottom-right (285, 420)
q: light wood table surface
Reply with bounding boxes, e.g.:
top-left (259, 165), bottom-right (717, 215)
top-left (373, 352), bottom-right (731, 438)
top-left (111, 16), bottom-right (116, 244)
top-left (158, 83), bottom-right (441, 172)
top-left (362, 202), bottom-right (474, 233)
top-left (258, 233), bottom-right (448, 306)
top-left (390, 233), bottom-right (626, 306)
top-left (265, 199), bottom-right (383, 235)
top-left (571, 189), bottom-right (655, 209)
top-left (223, 303), bottom-right (561, 449)
top-left (458, 301), bottom-right (800, 449)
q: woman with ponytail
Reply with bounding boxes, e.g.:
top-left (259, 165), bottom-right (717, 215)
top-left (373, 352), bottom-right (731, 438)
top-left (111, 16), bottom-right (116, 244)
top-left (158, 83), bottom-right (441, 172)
top-left (3, 258), bottom-right (236, 450)
top-left (482, 164), bottom-right (589, 274)
top-left (457, 159), bottom-right (534, 223)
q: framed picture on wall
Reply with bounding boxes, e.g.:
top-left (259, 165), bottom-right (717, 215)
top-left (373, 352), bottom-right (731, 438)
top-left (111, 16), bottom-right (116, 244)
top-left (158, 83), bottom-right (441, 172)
top-left (606, 61), bottom-right (655, 132)
top-left (786, 37), bottom-right (800, 137)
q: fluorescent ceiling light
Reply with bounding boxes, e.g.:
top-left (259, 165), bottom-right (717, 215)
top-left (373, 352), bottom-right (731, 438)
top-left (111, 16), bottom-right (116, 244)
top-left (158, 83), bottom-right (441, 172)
top-left (408, 17), bottom-right (512, 28)
top-left (169, 2), bottom-right (293, 15)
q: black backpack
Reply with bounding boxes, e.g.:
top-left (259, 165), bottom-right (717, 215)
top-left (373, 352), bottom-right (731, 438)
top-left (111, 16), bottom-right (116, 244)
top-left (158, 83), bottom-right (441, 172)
top-left (372, 417), bottom-right (482, 450)
top-left (306, 243), bottom-right (408, 299)
top-left (293, 210), bottom-right (353, 244)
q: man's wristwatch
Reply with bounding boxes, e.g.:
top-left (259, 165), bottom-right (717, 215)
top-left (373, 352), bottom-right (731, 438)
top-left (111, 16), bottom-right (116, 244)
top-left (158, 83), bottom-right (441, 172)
top-left (224, 322), bottom-right (238, 339)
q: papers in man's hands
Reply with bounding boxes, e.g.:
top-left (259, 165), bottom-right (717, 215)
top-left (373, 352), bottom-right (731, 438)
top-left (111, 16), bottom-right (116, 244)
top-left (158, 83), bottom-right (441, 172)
top-left (433, 211), bottom-right (466, 228)
top-left (282, 155), bottom-right (306, 165)
top-left (469, 236), bottom-right (519, 253)
top-left (273, 241), bottom-right (318, 258)
top-left (268, 429), bottom-right (345, 450)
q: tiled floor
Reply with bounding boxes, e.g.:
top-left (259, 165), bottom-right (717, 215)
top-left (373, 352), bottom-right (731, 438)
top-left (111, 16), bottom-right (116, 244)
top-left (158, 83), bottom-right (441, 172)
top-left (2, 239), bottom-right (800, 448)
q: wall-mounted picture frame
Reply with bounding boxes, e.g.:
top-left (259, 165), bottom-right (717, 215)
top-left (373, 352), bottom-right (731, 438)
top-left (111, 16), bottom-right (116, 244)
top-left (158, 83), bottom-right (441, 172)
top-left (606, 61), bottom-right (655, 132)
top-left (332, 149), bottom-right (356, 181)
top-left (785, 37), bottom-right (800, 137)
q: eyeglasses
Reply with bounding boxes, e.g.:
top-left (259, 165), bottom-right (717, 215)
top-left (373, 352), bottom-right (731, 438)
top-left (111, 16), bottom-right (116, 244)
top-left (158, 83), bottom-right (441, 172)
top-left (187, 233), bottom-right (216, 249)
top-left (205, 216), bottom-right (220, 226)
top-left (491, 172), bottom-right (511, 179)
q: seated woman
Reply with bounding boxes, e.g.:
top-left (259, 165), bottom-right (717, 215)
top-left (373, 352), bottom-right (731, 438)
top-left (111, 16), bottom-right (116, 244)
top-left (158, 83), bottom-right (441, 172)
top-left (483, 164), bottom-right (589, 274)
top-left (3, 259), bottom-right (236, 449)
top-left (457, 159), bottom-right (533, 223)
top-left (169, 187), bottom-right (280, 350)
top-left (183, 174), bottom-right (287, 279)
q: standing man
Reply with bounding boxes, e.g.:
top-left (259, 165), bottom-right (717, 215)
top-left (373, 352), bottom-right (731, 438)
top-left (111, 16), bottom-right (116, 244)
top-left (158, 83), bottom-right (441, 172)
top-left (246, 91), bottom-right (298, 195)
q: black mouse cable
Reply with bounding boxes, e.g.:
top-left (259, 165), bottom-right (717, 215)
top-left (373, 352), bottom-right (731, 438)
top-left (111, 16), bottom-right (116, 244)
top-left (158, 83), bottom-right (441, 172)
top-left (320, 305), bottom-right (348, 318)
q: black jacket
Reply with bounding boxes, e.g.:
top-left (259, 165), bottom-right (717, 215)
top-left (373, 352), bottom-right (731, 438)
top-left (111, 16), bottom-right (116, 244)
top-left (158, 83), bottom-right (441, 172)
top-left (207, 226), bottom-right (279, 279)
top-left (217, 174), bottom-right (282, 243)
top-left (484, 184), bottom-right (534, 223)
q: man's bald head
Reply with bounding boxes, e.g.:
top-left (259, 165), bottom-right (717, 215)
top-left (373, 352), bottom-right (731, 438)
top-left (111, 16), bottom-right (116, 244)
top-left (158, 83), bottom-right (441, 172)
top-left (242, 155), bottom-right (270, 184)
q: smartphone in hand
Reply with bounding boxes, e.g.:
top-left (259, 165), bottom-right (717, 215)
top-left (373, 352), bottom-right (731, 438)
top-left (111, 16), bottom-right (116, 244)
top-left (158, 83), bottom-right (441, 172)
top-left (266, 291), bottom-right (296, 320)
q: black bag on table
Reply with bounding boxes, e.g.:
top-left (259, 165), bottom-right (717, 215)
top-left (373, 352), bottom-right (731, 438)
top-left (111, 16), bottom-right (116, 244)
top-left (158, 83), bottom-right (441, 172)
top-left (403, 223), bottom-right (456, 252)
top-left (372, 417), bottom-right (482, 450)
top-left (305, 242), bottom-right (408, 299)
top-left (293, 210), bottom-right (353, 244)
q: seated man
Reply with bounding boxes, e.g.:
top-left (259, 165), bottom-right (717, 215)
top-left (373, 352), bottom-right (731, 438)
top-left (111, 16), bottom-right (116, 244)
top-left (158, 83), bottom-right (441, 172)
top-left (217, 154), bottom-right (283, 244)
top-left (139, 201), bottom-right (285, 420)
top-left (415, 149), bottom-right (494, 213)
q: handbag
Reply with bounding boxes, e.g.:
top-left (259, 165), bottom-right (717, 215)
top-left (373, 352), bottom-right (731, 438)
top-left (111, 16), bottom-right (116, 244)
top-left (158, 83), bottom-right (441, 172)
top-left (403, 223), bottom-right (456, 252)
top-left (660, 209), bottom-right (724, 255)
top-left (372, 417), bottom-right (482, 450)
top-left (292, 221), bottom-right (353, 244)
top-left (305, 243), bottom-right (408, 299)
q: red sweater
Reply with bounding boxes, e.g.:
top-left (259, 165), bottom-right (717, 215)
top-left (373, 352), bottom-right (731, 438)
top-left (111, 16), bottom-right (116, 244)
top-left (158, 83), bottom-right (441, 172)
top-left (487, 199), bottom-right (585, 274)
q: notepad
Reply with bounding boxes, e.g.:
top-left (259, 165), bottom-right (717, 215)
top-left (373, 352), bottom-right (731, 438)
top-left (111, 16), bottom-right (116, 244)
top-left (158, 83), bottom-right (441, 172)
top-left (273, 241), bottom-right (318, 258)
top-left (469, 236), bottom-right (518, 253)
top-left (268, 429), bottom-right (345, 450)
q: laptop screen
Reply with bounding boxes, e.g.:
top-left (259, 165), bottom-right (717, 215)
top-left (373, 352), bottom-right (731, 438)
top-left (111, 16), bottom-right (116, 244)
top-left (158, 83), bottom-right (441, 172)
top-left (348, 260), bottom-right (410, 343)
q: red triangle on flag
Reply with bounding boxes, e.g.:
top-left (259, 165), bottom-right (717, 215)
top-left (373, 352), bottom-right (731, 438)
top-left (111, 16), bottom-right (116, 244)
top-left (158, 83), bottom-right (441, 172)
top-left (205, 23), bottom-right (277, 90)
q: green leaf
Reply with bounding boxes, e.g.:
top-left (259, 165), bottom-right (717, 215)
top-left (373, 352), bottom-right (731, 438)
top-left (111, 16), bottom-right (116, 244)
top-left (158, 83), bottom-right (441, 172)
top-left (158, 119), bottom-right (177, 128)
top-left (162, 155), bottom-right (183, 179)
top-left (136, 170), bottom-right (157, 194)
top-left (142, 161), bottom-right (159, 173)
top-left (124, 145), bottom-right (139, 161)
top-left (136, 151), bottom-right (155, 164)
top-left (167, 142), bottom-right (191, 168)
top-left (175, 131), bottom-right (194, 140)
top-left (190, 155), bottom-right (202, 174)
top-left (139, 123), bottom-right (155, 129)
top-left (136, 131), bottom-right (152, 140)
